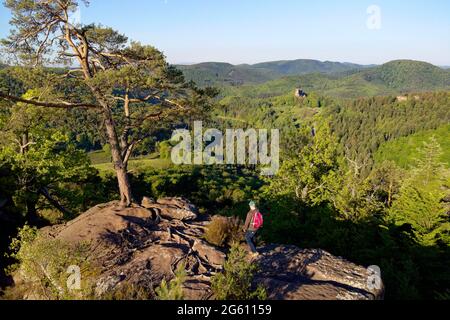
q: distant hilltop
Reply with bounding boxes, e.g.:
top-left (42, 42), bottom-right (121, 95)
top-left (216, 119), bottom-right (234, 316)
top-left (178, 59), bottom-right (450, 98)
top-left (177, 59), bottom-right (372, 86)
top-left (177, 59), bottom-right (450, 90)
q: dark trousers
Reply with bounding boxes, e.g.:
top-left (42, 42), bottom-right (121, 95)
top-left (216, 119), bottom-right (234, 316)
top-left (245, 230), bottom-right (257, 253)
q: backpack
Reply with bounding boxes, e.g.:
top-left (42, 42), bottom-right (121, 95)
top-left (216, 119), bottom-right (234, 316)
top-left (252, 211), bottom-right (264, 230)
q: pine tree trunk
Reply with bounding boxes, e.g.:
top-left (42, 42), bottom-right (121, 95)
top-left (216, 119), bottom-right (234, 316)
top-left (102, 107), bottom-right (134, 206)
top-left (88, 82), bottom-right (134, 207)
top-left (116, 166), bottom-right (133, 206)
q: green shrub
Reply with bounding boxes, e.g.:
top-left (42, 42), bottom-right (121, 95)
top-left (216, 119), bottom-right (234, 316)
top-left (226, 216), bottom-right (245, 246)
top-left (155, 263), bottom-right (187, 300)
top-left (211, 244), bottom-right (266, 300)
top-left (38, 209), bottom-right (64, 225)
top-left (100, 282), bottom-right (152, 300)
top-left (5, 225), bottom-right (97, 300)
top-left (158, 140), bottom-right (173, 160)
top-left (205, 216), bottom-right (244, 247)
top-left (205, 216), bottom-right (229, 247)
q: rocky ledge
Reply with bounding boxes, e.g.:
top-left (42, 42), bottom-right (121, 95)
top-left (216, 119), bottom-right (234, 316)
top-left (14, 198), bottom-right (384, 300)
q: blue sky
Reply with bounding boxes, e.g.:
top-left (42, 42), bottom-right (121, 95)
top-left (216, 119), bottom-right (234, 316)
top-left (1, 0), bottom-right (449, 65)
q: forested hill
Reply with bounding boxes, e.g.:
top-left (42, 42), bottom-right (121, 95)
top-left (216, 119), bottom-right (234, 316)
top-left (363, 60), bottom-right (450, 91)
top-left (177, 59), bottom-right (369, 86)
top-left (219, 60), bottom-right (450, 99)
top-left (177, 62), bottom-right (277, 86)
top-left (251, 59), bottom-right (369, 76)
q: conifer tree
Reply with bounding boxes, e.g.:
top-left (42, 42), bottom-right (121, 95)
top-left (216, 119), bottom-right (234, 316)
top-left (389, 137), bottom-right (450, 245)
top-left (0, 0), bottom-right (214, 206)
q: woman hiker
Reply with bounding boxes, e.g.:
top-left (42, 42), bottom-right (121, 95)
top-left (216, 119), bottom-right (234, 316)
top-left (243, 201), bottom-right (264, 257)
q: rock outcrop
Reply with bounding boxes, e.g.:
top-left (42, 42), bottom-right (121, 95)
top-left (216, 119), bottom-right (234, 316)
top-left (14, 198), bottom-right (384, 300)
top-left (141, 197), bottom-right (198, 221)
top-left (255, 245), bottom-right (383, 300)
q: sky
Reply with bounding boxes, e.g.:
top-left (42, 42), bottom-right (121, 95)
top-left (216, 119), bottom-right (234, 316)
top-left (0, 0), bottom-right (449, 65)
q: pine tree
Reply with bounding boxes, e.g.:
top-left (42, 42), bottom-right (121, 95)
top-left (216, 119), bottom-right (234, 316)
top-left (211, 244), bottom-right (266, 300)
top-left (155, 263), bottom-right (186, 300)
top-left (0, 0), bottom-right (215, 206)
top-left (389, 137), bottom-right (450, 245)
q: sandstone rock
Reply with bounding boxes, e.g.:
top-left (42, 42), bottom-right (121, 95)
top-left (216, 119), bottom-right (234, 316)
top-left (141, 197), bottom-right (156, 208)
top-left (192, 239), bottom-right (226, 268)
top-left (183, 275), bottom-right (213, 300)
top-left (254, 245), bottom-right (384, 300)
top-left (141, 197), bottom-right (198, 221)
top-left (12, 199), bottom-right (384, 300)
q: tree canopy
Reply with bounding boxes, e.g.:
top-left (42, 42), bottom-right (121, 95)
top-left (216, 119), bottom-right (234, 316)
top-left (0, 0), bottom-right (216, 205)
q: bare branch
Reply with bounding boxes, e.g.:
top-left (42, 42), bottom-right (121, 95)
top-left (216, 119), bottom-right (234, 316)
top-left (0, 92), bottom-right (100, 109)
top-left (99, 52), bottom-right (133, 66)
top-left (126, 94), bottom-right (186, 110)
top-left (123, 141), bottom-right (139, 165)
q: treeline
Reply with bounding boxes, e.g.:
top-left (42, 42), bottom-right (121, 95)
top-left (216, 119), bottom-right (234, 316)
top-left (327, 92), bottom-right (450, 174)
top-left (215, 90), bottom-right (450, 173)
top-left (375, 124), bottom-right (450, 168)
top-left (188, 60), bottom-right (450, 99)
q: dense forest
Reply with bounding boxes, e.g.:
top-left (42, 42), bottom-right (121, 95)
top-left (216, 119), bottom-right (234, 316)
top-left (0, 0), bottom-right (449, 301)
top-left (177, 59), bottom-right (370, 86)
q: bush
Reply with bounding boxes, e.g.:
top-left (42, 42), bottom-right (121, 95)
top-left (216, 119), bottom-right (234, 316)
top-left (5, 225), bottom-right (97, 300)
top-left (99, 283), bottom-right (152, 300)
top-left (205, 216), bottom-right (229, 247)
top-left (158, 140), bottom-right (174, 160)
top-left (155, 263), bottom-right (186, 300)
top-left (211, 244), bottom-right (266, 300)
top-left (38, 209), bottom-right (64, 225)
top-left (227, 216), bottom-right (246, 246)
top-left (205, 216), bottom-right (244, 247)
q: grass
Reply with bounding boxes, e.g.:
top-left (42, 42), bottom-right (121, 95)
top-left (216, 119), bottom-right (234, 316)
top-left (88, 151), bottom-right (173, 175)
top-left (88, 150), bottom-right (112, 165)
